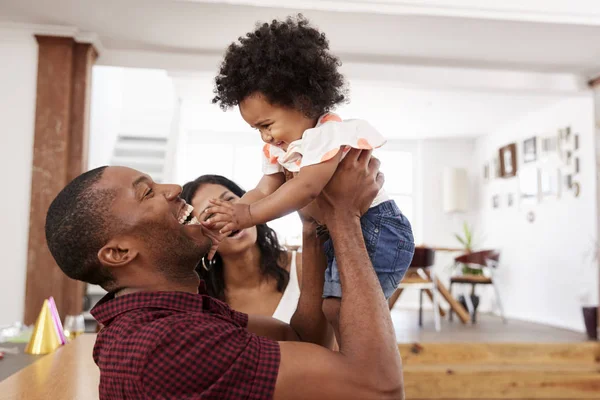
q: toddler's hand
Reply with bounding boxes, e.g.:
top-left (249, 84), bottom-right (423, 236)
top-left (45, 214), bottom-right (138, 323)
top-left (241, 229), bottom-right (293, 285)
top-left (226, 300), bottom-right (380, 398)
top-left (202, 199), bottom-right (253, 236)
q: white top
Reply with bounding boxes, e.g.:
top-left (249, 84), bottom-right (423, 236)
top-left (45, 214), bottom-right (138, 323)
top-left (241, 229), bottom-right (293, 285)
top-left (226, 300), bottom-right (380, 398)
top-left (262, 113), bottom-right (389, 207)
top-left (272, 251), bottom-right (301, 323)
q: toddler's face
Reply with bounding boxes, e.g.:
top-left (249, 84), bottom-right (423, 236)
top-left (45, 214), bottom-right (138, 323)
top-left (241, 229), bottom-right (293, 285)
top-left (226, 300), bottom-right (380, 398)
top-left (239, 92), bottom-right (316, 151)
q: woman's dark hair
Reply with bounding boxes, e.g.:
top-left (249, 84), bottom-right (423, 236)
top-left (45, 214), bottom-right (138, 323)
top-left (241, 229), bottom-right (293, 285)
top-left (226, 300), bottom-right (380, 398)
top-left (181, 175), bottom-right (289, 301)
top-left (213, 14), bottom-right (348, 118)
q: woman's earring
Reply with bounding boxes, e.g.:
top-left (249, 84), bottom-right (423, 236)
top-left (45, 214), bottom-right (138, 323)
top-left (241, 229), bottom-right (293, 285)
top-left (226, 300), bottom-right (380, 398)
top-left (201, 257), bottom-right (215, 271)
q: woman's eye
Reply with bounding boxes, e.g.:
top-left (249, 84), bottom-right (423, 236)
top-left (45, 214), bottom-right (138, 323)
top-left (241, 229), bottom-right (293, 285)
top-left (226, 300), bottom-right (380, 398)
top-left (144, 189), bottom-right (154, 198)
top-left (226, 197), bottom-right (235, 202)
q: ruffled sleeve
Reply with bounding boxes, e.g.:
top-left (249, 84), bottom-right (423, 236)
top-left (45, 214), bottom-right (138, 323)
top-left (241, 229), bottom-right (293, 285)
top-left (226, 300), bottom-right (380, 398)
top-left (261, 144), bottom-right (285, 175)
top-left (299, 119), bottom-right (386, 169)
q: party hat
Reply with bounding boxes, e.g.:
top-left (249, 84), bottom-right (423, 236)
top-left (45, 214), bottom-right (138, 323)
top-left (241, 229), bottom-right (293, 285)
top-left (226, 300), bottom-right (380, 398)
top-left (48, 297), bottom-right (67, 345)
top-left (25, 299), bottom-right (63, 355)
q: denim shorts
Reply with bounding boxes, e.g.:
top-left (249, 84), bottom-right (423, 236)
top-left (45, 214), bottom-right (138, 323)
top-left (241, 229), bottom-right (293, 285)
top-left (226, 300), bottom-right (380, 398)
top-left (323, 200), bottom-right (415, 299)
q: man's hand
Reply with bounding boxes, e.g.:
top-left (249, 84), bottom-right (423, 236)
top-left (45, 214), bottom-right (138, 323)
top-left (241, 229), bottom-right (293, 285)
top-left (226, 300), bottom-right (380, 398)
top-left (317, 148), bottom-right (384, 223)
top-left (201, 199), bottom-right (253, 236)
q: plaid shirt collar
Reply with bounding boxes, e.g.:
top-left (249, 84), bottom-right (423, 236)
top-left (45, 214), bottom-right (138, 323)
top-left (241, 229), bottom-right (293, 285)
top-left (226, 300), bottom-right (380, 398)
top-left (91, 281), bottom-right (223, 326)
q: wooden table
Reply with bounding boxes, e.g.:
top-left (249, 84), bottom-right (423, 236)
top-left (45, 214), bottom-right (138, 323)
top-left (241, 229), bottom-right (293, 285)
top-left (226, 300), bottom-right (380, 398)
top-left (0, 335), bottom-right (99, 400)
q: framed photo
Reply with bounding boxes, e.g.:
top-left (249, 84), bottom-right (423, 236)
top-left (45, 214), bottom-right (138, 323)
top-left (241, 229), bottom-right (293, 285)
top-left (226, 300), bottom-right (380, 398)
top-left (574, 134), bottom-right (579, 151)
top-left (540, 168), bottom-right (561, 199)
top-left (492, 195), bottom-right (500, 209)
top-left (541, 136), bottom-right (557, 158)
top-left (523, 137), bottom-right (537, 163)
top-left (575, 157), bottom-right (580, 174)
top-left (483, 163), bottom-right (489, 181)
top-left (507, 193), bottom-right (514, 207)
top-left (492, 156), bottom-right (501, 178)
top-left (519, 166), bottom-right (540, 204)
top-left (499, 143), bottom-right (517, 178)
top-left (564, 174), bottom-right (572, 190)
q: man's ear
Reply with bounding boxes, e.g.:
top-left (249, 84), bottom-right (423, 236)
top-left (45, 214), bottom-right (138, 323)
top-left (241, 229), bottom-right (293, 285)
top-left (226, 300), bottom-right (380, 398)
top-left (98, 239), bottom-right (138, 269)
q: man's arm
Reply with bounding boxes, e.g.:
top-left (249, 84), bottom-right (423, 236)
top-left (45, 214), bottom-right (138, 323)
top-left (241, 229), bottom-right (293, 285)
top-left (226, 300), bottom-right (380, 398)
top-left (245, 210), bottom-right (334, 348)
top-left (273, 149), bottom-right (404, 400)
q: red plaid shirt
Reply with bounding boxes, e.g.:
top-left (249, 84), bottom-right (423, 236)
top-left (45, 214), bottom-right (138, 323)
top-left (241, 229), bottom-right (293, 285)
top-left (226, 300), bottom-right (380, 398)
top-left (91, 283), bottom-right (280, 399)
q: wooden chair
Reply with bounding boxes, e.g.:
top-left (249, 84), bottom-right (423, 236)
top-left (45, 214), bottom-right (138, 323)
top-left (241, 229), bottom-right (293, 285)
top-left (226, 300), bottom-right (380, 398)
top-left (449, 250), bottom-right (506, 324)
top-left (389, 247), bottom-right (441, 331)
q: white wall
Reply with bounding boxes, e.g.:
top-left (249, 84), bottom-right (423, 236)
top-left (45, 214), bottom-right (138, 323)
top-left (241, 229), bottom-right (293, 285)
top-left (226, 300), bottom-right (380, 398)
top-left (0, 28), bottom-right (38, 326)
top-left (88, 67), bottom-right (177, 170)
top-left (475, 95), bottom-right (598, 332)
top-left (394, 138), bottom-right (478, 310)
top-left (88, 66), bottom-right (125, 169)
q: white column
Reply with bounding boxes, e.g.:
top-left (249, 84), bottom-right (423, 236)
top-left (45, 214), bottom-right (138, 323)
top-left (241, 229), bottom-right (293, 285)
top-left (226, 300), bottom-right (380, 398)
top-left (0, 27), bottom-right (38, 326)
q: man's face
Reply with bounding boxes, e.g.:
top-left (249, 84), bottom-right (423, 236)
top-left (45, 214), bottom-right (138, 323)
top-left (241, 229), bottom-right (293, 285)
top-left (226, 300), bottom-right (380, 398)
top-left (97, 167), bottom-right (211, 279)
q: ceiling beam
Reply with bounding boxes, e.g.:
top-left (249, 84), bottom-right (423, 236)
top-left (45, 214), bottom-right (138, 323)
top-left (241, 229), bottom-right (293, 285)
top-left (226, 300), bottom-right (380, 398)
top-left (176, 0), bottom-right (600, 25)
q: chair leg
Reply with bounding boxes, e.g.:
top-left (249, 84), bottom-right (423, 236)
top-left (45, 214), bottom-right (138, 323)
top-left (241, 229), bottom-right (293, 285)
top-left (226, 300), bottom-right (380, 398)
top-left (448, 282), bottom-right (454, 322)
top-left (419, 289), bottom-right (424, 327)
top-left (464, 289), bottom-right (475, 324)
top-left (432, 284), bottom-right (441, 332)
top-left (491, 281), bottom-right (507, 324)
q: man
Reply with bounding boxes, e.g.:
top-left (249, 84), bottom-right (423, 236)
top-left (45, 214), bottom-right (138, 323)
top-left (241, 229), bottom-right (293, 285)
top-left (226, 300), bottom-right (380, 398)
top-left (45, 149), bottom-right (403, 399)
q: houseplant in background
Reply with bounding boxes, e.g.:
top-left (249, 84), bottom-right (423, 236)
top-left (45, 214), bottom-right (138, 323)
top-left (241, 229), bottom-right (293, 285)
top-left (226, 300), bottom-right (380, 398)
top-left (453, 222), bottom-right (482, 318)
top-left (454, 222), bottom-right (483, 276)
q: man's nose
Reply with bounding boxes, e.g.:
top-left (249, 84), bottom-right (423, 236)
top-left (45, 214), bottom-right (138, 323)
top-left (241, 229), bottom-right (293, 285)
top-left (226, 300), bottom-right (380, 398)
top-left (159, 184), bottom-right (182, 201)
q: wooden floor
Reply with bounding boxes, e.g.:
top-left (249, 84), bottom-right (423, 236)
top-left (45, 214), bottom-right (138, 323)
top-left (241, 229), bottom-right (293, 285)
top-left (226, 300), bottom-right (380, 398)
top-left (392, 308), bottom-right (587, 343)
top-left (399, 342), bottom-right (600, 399)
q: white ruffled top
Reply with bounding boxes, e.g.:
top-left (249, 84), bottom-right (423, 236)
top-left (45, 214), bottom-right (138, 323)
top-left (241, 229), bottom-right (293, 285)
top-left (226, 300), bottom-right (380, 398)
top-left (261, 113), bottom-right (389, 207)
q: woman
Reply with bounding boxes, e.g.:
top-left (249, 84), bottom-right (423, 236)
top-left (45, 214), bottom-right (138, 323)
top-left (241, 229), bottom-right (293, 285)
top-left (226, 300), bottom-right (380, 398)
top-left (182, 175), bottom-right (302, 322)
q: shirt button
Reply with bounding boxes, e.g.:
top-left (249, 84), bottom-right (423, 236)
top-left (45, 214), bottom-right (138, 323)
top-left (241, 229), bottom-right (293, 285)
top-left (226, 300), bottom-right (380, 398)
top-left (374, 228), bottom-right (379, 233)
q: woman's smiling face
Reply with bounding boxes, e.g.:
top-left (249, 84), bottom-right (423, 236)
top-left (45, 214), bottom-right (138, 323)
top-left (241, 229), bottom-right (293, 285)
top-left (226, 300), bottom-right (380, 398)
top-left (190, 183), bottom-right (258, 255)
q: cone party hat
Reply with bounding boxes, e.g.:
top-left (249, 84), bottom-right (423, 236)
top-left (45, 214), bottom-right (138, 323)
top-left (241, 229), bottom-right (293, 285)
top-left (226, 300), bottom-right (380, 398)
top-left (25, 299), bottom-right (63, 355)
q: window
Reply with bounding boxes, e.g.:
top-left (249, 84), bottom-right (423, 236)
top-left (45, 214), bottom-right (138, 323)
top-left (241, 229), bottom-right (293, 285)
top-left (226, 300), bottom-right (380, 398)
top-left (376, 149), bottom-right (414, 224)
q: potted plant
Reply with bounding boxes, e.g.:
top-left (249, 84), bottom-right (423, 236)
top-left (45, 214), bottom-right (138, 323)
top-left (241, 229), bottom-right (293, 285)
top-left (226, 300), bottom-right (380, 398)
top-left (454, 222), bottom-right (483, 276)
top-left (453, 222), bottom-right (482, 319)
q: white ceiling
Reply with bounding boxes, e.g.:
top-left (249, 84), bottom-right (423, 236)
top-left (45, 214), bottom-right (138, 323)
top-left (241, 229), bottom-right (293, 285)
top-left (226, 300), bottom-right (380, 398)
top-left (2, 0), bottom-right (600, 74)
top-left (2, 0), bottom-right (597, 138)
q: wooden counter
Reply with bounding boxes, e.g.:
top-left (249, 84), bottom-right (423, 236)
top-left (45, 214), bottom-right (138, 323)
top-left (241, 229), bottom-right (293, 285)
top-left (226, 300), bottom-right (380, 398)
top-left (0, 335), bottom-right (99, 400)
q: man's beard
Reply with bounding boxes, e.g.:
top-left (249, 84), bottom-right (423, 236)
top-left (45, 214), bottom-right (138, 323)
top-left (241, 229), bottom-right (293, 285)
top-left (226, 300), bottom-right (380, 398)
top-left (141, 221), bottom-right (209, 282)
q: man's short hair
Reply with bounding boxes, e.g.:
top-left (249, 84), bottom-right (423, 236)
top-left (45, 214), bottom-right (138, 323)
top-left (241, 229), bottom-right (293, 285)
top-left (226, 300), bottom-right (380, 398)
top-left (45, 166), bottom-right (117, 290)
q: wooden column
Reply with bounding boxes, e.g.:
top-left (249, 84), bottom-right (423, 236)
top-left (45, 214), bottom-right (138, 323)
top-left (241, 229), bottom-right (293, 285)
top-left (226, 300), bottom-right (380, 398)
top-left (592, 75), bottom-right (600, 339)
top-left (23, 36), bottom-right (97, 325)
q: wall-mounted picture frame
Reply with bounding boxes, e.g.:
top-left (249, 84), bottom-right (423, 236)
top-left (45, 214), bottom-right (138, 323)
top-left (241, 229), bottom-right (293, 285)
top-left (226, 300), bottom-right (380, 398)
top-left (575, 157), bottom-right (580, 174)
top-left (574, 134), bottom-right (579, 150)
top-left (566, 150), bottom-right (572, 166)
top-left (492, 156), bottom-right (501, 178)
top-left (564, 174), bottom-right (572, 190)
top-left (492, 195), bottom-right (500, 209)
top-left (483, 163), bottom-right (489, 181)
top-left (541, 136), bottom-right (557, 158)
top-left (573, 181), bottom-right (581, 197)
top-left (523, 137), bottom-right (537, 163)
top-left (507, 193), bottom-right (514, 207)
top-left (540, 168), bottom-right (561, 199)
top-left (519, 166), bottom-right (540, 204)
top-left (499, 143), bottom-right (518, 178)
